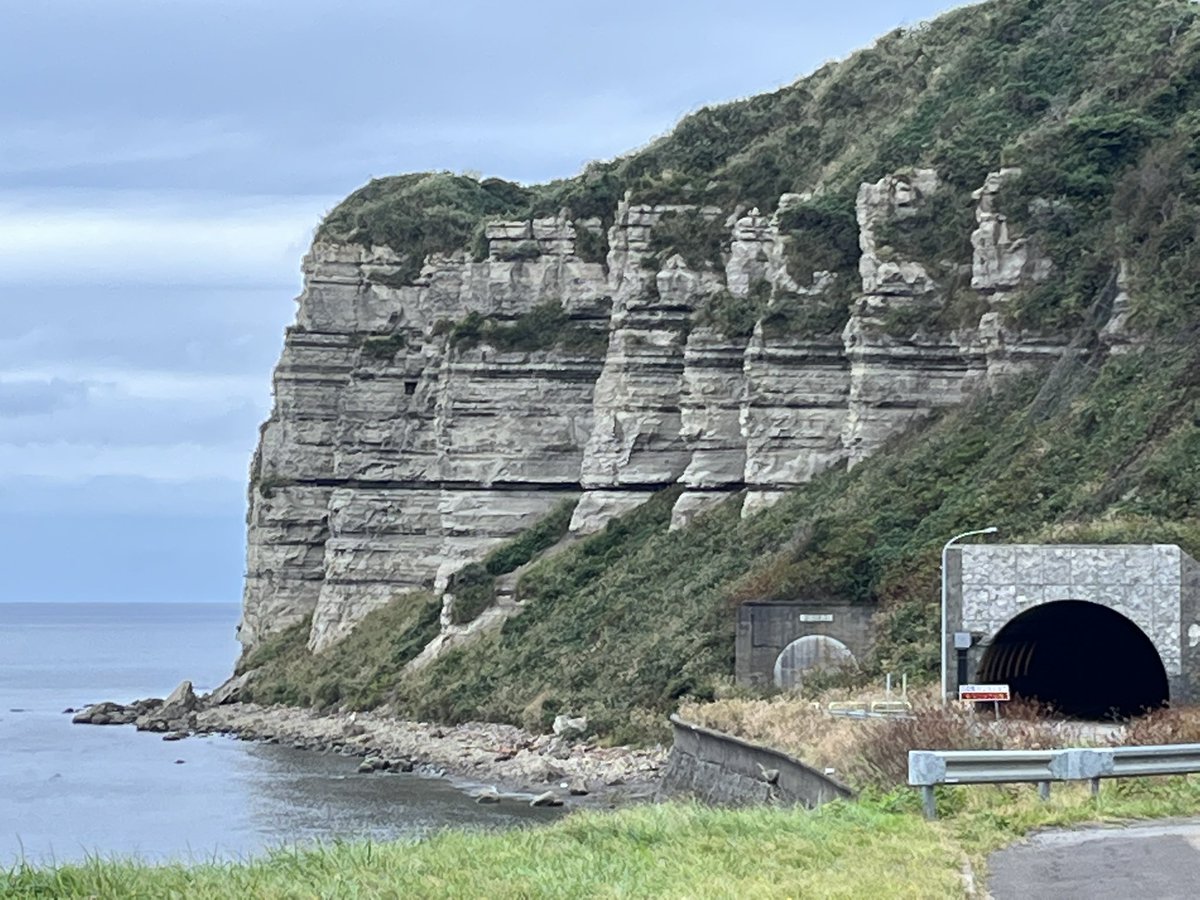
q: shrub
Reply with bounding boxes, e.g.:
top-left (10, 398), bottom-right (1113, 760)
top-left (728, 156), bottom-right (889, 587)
top-left (483, 498), bottom-right (577, 576)
top-left (318, 172), bottom-right (534, 284)
top-left (1118, 706), bottom-right (1200, 745)
top-left (777, 193), bottom-right (860, 285)
top-left (873, 184), bottom-right (976, 280)
top-left (646, 208), bottom-right (729, 271)
top-left (445, 303), bottom-right (608, 356)
top-left (447, 563), bottom-right (494, 626)
top-left (851, 699), bottom-right (1073, 788)
top-left (360, 333), bottom-right (407, 360)
top-left (572, 221), bottom-right (609, 266)
top-left (760, 290), bottom-right (851, 340)
top-left (493, 240), bottom-right (542, 262)
top-left (696, 280), bottom-right (772, 338)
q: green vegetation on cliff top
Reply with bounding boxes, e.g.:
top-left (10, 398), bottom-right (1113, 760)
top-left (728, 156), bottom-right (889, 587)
top-left (243, 0), bottom-right (1200, 739)
top-left (318, 0), bottom-right (1200, 336)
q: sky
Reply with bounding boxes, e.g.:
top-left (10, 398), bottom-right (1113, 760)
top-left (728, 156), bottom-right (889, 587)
top-left (1, 0), bottom-right (967, 604)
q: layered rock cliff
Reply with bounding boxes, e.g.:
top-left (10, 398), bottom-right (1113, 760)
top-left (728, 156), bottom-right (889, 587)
top-left (242, 166), bottom-right (1064, 655)
top-left (230, 0), bottom-right (1200, 736)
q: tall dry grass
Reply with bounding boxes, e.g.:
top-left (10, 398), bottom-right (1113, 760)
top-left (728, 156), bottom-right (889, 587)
top-left (679, 691), bottom-right (1108, 790)
top-left (1117, 706), bottom-right (1200, 745)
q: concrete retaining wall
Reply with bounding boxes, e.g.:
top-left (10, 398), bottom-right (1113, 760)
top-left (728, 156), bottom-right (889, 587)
top-left (658, 715), bottom-right (855, 808)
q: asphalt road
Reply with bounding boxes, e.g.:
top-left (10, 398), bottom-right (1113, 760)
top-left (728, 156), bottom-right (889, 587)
top-left (988, 817), bottom-right (1200, 899)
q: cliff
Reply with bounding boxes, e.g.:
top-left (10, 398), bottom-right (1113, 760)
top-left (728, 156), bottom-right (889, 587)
top-left (242, 168), bottom-right (1061, 655)
top-left (236, 0), bottom-right (1200, 733)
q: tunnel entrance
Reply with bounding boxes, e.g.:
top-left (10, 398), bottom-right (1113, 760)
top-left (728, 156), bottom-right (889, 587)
top-left (977, 600), bottom-right (1169, 719)
top-left (773, 635), bottom-right (856, 690)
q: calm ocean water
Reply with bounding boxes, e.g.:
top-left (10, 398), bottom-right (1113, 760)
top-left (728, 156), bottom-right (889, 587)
top-left (0, 603), bottom-right (556, 865)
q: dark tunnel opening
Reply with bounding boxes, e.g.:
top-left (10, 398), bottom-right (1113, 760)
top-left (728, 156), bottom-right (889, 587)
top-left (977, 600), bottom-right (1169, 719)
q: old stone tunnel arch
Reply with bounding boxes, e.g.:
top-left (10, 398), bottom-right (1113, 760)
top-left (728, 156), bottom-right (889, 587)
top-left (978, 600), bottom-right (1169, 719)
top-left (773, 635), bottom-right (857, 690)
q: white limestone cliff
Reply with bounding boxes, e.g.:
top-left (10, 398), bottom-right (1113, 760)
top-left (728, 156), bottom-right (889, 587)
top-left (241, 169), bottom-right (1074, 656)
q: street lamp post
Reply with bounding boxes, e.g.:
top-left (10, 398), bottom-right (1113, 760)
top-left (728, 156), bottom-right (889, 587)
top-left (941, 526), bottom-right (999, 705)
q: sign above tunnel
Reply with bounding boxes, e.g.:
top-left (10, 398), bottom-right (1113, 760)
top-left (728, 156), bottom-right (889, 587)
top-left (959, 684), bottom-right (1010, 702)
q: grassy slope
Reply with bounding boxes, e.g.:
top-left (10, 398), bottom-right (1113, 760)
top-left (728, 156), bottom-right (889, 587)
top-left (395, 343), bottom-right (1200, 738)
top-left (8, 781), bottom-right (1200, 898)
top-left (236, 592), bottom-right (441, 711)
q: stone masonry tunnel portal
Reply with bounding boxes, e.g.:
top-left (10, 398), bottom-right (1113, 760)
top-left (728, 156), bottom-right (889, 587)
top-left (951, 543), bottom-right (1200, 717)
top-left (977, 600), bottom-right (1169, 718)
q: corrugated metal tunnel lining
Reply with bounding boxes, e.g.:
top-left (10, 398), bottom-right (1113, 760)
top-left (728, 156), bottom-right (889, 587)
top-left (978, 600), bottom-right (1169, 719)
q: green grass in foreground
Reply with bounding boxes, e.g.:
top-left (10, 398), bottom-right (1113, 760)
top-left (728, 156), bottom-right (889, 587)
top-left (7, 780), bottom-right (1200, 899)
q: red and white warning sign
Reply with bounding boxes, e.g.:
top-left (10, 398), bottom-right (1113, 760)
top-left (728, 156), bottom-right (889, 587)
top-left (959, 684), bottom-right (1011, 702)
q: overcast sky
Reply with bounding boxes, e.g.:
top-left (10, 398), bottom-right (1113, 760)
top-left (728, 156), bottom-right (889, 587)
top-left (1, 0), bottom-right (966, 603)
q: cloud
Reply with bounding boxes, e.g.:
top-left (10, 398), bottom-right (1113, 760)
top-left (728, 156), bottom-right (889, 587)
top-left (0, 367), bottom-right (267, 475)
top-left (0, 190), bottom-right (331, 286)
top-left (0, 377), bottom-right (87, 416)
top-left (2, 366), bottom-right (265, 405)
top-left (0, 474), bottom-right (246, 517)
top-left (0, 2), bottom-right (967, 196)
top-left (0, 441), bottom-right (251, 482)
top-left (0, 118), bottom-right (260, 178)
top-left (0, 283), bottom-right (292, 376)
top-left (0, 0), bottom-right (973, 601)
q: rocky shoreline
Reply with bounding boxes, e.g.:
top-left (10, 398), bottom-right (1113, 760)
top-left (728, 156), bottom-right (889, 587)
top-left (71, 682), bottom-right (667, 809)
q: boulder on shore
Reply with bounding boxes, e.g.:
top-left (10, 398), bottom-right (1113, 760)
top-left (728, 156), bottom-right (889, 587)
top-left (530, 790), bottom-right (564, 808)
top-left (135, 680), bottom-right (200, 735)
top-left (163, 680), bottom-right (199, 711)
top-left (552, 715), bottom-right (589, 740)
top-left (72, 702), bottom-right (138, 726)
top-left (208, 672), bottom-right (252, 706)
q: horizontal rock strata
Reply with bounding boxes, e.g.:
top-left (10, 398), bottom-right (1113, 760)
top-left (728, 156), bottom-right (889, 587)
top-left (244, 168), bottom-right (1078, 655)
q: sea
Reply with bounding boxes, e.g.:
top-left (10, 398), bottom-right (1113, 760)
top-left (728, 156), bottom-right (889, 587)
top-left (0, 603), bottom-right (559, 866)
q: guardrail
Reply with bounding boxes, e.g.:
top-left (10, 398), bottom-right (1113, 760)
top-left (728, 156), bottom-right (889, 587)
top-left (827, 700), bottom-right (913, 719)
top-left (908, 743), bottom-right (1200, 818)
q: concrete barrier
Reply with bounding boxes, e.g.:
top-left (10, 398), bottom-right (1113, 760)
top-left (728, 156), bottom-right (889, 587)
top-left (658, 715), bottom-right (855, 808)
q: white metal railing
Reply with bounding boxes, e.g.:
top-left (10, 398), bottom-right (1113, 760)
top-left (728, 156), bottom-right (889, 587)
top-left (908, 743), bottom-right (1200, 818)
top-left (827, 700), bottom-right (913, 719)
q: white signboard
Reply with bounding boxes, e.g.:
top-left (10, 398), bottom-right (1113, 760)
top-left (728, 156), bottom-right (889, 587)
top-left (797, 614), bottom-right (834, 623)
top-left (959, 684), bottom-right (1011, 702)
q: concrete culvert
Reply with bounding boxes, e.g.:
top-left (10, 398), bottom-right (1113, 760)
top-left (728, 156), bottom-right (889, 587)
top-left (978, 600), bottom-right (1169, 719)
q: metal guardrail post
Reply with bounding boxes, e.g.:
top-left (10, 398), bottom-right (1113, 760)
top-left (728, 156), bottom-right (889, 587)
top-left (1038, 781), bottom-right (1050, 801)
top-left (921, 786), bottom-right (937, 820)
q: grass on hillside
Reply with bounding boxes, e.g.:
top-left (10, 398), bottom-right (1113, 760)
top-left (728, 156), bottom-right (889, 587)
top-left (8, 782), bottom-right (1200, 898)
top-left (236, 592), bottom-right (441, 711)
top-left (447, 498), bottom-right (578, 626)
top-left (404, 341), bottom-right (1200, 737)
top-left (240, 338), bottom-right (1200, 741)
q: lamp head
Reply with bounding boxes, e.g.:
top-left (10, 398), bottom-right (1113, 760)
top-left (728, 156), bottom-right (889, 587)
top-left (982, 526), bottom-right (999, 534)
